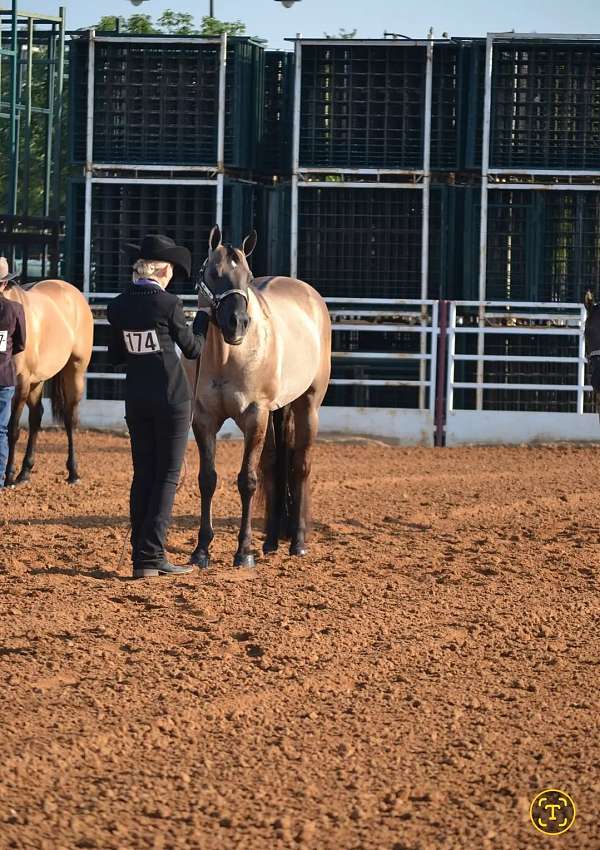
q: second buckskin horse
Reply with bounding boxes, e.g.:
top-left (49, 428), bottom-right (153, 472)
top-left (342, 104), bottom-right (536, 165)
top-left (185, 225), bottom-right (331, 568)
top-left (3, 278), bottom-right (94, 485)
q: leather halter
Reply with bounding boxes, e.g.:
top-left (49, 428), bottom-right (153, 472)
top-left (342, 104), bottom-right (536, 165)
top-left (195, 254), bottom-right (251, 311)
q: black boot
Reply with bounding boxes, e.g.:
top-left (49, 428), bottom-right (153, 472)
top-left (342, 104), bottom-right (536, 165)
top-left (133, 560), bottom-right (195, 579)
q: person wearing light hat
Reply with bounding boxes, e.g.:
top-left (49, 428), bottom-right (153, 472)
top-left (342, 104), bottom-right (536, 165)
top-left (0, 257), bottom-right (26, 489)
top-left (107, 235), bottom-right (211, 578)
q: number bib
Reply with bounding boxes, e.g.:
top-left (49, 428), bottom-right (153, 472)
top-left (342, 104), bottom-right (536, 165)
top-left (0, 330), bottom-right (8, 353)
top-left (123, 329), bottom-right (160, 355)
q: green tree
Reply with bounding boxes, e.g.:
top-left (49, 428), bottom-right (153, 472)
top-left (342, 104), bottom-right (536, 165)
top-left (157, 11), bottom-right (198, 35)
top-left (94, 11), bottom-right (247, 37)
top-left (94, 13), bottom-right (156, 33)
top-left (198, 15), bottom-right (246, 36)
top-left (95, 15), bottom-right (124, 31)
top-left (122, 14), bottom-right (157, 34)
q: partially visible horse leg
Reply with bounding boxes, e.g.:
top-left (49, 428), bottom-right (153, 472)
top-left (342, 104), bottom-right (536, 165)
top-left (15, 382), bottom-right (44, 484)
top-left (261, 414), bottom-right (279, 554)
top-left (288, 390), bottom-right (319, 556)
top-left (5, 382), bottom-right (29, 486)
top-left (190, 417), bottom-right (219, 569)
top-left (234, 404), bottom-right (269, 568)
top-left (56, 356), bottom-right (86, 483)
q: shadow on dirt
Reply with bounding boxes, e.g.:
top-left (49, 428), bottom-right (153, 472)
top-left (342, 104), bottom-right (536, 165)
top-left (28, 566), bottom-right (129, 582)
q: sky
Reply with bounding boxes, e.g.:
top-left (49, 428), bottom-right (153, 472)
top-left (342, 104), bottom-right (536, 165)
top-left (10, 0), bottom-right (600, 49)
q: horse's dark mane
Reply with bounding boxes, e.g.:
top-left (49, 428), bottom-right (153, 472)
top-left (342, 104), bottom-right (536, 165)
top-left (3, 278), bottom-right (20, 290)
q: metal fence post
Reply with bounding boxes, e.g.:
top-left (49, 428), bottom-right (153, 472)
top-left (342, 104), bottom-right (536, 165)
top-left (419, 37), bottom-right (433, 410)
top-left (216, 32), bottom-right (228, 229)
top-left (446, 301), bottom-right (457, 424)
top-left (578, 304), bottom-right (586, 414)
top-left (290, 37), bottom-right (302, 279)
top-left (477, 34), bottom-right (494, 410)
top-left (83, 29), bottom-right (95, 297)
top-left (434, 299), bottom-right (449, 447)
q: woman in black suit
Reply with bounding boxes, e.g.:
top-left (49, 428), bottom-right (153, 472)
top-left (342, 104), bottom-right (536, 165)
top-left (108, 234), bottom-right (209, 578)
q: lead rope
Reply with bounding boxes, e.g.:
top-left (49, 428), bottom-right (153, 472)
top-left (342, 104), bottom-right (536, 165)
top-left (177, 354), bottom-right (202, 493)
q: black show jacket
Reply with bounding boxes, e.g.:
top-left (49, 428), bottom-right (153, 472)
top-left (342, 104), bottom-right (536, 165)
top-left (107, 284), bottom-right (209, 406)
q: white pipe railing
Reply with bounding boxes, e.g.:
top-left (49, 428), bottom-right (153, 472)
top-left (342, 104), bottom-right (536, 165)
top-left (446, 302), bottom-right (590, 416)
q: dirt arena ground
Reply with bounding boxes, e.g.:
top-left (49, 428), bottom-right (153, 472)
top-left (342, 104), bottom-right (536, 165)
top-left (1, 430), bottom-right (599, 850)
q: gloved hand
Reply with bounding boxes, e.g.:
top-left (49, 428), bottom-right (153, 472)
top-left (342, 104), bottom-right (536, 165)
top-left (192, 310), bottom-right (211, 335)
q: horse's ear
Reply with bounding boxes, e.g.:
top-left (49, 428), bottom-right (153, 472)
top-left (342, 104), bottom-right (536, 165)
top-left (209, 225), bottom-right (222, 253)
top-left (242, 230), bottom-right (257, 258)
top-left (585, 290), bottom-right (595, 313)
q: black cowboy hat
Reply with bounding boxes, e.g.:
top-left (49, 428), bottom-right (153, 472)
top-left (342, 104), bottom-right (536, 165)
top-left (124, 234), bottom-right (192, 279)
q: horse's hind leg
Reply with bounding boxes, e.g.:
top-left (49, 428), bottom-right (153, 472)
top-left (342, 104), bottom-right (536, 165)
top-left (289, 391), bottom-right (319, 557)
top-left (59, 356), bottom-right (86, 483)
top-left (15, 382), bottom-right (44, 484)
top-left (190, 418), bottom-right (219, 569)
top-left (5, 383), bottom-right (29, 486)
top-left (261, 414), bottom-right (279, 554)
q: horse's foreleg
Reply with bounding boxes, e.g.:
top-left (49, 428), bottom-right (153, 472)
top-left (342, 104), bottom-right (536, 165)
top-left (16, 383), bottom-right (44, 484)
top-left (289, 393), bottom-right (319, 557)
top-left (5, 387), bottom-right (28, 486)
top-left (190, 421), bottom-right (218, 569)
top-left (234, 405), bottom-right (269, 568)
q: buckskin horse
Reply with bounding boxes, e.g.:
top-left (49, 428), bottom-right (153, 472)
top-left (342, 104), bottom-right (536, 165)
top-left (3, 278), bottom-right (94, 485)
top-left (185, 225), bottom-right (331, 568)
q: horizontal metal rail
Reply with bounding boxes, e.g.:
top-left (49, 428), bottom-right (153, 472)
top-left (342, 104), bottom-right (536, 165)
top-left (452, 382), bottom-right (590, 392)
top-left (451, 326), bottom-right (581, 336)
top-left (90, 177), bottom-right (218, 186)
top-left (325, 297), bottom-right (436, 306)
top-left (298, 181), bottom-right (424, 189)
top-left (90, 164), bottom-right (218, 173)
top-left (92, 36), bottom-right (222, 44)
top-left (333, 351), bottom-right (432, 360)
top-left (453, 300), bottom-right (583, 309)
top-left (298, 167), bottom-right (425, 175)
top-left (489, 168), bottom-right (600, 176)
top-left (455, 354), bottom-right (585, 364)
top-left (332, 323), bottom-right (433, 333)
top-left (491, 183), bottom-right (600, 192)
top-left (330, 379), bottom-right (432, 387)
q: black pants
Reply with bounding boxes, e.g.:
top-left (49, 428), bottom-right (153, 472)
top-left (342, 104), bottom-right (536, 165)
top-left (125, 399), bottom-right (191, 569)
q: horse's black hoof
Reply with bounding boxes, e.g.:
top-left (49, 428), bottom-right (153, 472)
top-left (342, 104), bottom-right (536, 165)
top-left (190, 549), bottom-right (211, 570)
top-left (68, 476), bottom-right (81, 485)
top-left (234, 553), bottom-right (256, 569)
top-left (263, 540), bottom-right (279, 555)
top-left (289, 543), bottom-right (307, 557)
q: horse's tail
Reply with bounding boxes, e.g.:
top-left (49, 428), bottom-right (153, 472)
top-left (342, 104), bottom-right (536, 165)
top-left (259, 404), bottom-right (294, 539)
top-left (50, 369), bottom-right (68, 426)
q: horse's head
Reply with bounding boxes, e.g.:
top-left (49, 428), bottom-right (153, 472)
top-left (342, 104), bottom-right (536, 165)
top-left (585, 290), bottom-right (600, 411)
top-left (199, 224), bottom-right (257, 346)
